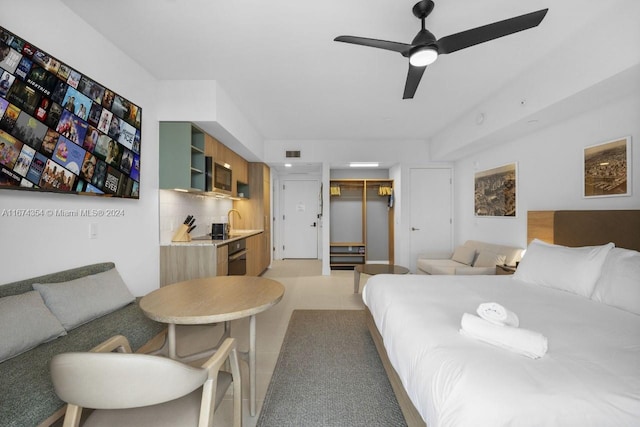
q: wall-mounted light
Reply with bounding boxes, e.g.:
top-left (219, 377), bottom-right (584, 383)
top-left (284, 163), bottom-right (292, 168)
top-left (223, 163), bottom-right (231, 169)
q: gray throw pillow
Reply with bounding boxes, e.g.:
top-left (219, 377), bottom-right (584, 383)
top-left (33, 267), bottom-right (135, 331)
top-left (0, 291), bottom-right (66, 362)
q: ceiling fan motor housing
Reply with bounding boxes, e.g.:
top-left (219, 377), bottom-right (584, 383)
top-left (412, 0), bottom-right (435, 20)
top-left (409, 29), bottom-right (438, 53)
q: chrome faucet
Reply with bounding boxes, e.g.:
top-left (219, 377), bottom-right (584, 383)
top-left (227, 209), bottom-right (242, 234)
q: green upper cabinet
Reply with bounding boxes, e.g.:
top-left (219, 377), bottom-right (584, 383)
top-left (159, 122), bottom-right (206, 191)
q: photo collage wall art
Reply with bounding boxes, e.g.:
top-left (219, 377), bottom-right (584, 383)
top-left (0, 25), bottom-right (141, 198)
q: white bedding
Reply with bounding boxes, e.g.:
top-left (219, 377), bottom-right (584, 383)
top-left (363, 274), bottom-right (640, 427)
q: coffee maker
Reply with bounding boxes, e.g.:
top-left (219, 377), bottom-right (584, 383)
top-left (211, 223), bottom-right (227, 240)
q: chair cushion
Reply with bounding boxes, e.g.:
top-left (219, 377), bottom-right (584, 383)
top-left (429, 265), bottom-right (457, 275)
top-left (83, 373), bottom-right (233, 427)
top-left (451, 246), bottom-right (476, 265)
top-left (473, 251), bottom-right (507, 268)
top-left (0, 291), bottom-right (66, 363)
top-left (83, 389), bottom-right (202, 427)
top-left (462, 240), bottom-right (524, 266)
top-left (34, 268), bottom-right (135, 330)
top-left (417, 259), bottom-right (464, 274)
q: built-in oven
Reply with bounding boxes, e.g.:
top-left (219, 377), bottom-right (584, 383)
top-left (227, 239), bottom-right (247, 276)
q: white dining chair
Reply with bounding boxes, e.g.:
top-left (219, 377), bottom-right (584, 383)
top-left (50, 334), bottom-right (241, 427)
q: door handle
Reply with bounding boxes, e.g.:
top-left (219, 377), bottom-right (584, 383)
top-left (411, 227), bottom-right (420, 231)
top-left (311, 222), bottom-right (317, 227)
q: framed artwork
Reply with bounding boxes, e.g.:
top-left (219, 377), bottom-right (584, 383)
top-left (583, 136), bottom-right (631, 198)
top-left (0, 25), bottom-right (141, 198)
top-left (474, 162), bottom-right (517, 217)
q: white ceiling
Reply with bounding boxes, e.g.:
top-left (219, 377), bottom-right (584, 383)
top-left (60, 0), bottom-right (624, 149)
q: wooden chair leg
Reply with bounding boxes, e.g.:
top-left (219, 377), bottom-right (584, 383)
top-left (62, 404), bottom-right (82, 427)
top-left (230, 347), bottom-right (242, 427)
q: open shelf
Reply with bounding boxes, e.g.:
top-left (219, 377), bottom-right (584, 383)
top-left (330, 242), bottom-right (365, 270)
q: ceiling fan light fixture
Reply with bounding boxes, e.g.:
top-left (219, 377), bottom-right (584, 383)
top-left (409, 46), bottom-right (438, 66)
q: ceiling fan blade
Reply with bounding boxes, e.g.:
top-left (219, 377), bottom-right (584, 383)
top-left (437, 9), bottom-right (548, 54)
top-left (403, 64), bottom-right (427, 99)
top-left (334, 35), bottom-right (411, 54)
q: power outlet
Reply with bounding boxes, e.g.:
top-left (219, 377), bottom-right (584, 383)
top-left (89, 223), bottom-right (98, 239)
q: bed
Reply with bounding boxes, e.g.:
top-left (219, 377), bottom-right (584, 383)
top-left (363, 210), bottom-right (640, 427)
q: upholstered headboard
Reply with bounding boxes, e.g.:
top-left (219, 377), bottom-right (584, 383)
top-left (528, 210), bottom-right (640, 251)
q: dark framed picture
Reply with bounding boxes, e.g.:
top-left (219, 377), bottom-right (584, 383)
top-left (0, 25), bottom-right (141, 198)
top-left (474, 162), bottom-right (517, 217)
top-left (583, 136), bottom-right (631, 198)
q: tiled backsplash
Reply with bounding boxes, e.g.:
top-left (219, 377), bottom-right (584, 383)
top-left (159, 190), bottom-right (233, 244)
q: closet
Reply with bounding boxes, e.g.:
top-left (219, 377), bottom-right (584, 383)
top-left (329, 179), bottom-right (394, 269)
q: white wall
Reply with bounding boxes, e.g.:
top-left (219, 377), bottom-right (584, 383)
top-left (0, 1), bottom-right (160, 295)
top-left (264, 138), bottom-right (428, 166)
top-left (156, 80), bottom-right (264, 163)
top-left (430, 1), bottom-right (640, 161)
top-left (453, 92), bottom-right (640, 250)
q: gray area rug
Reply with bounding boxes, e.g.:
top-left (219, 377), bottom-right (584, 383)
top-left (257, 310), bottom-right (407, 427)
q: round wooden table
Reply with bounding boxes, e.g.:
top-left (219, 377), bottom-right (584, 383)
top-left (140, 275), bottom-right (284, 416)
top-left (353, 264), bottom-right (410, 293)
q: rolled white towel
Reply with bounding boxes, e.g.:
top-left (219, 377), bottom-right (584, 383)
top-left (477, 302), bottom-right (519, 327)
top-left (460, 313), bottom-right (548, 359)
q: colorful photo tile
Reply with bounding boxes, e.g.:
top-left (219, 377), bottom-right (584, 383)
top-left (0, 25), bottom-right (141, 198)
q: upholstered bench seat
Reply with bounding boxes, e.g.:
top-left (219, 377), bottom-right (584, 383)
top-left (0, 263), bottom-right (166, 427)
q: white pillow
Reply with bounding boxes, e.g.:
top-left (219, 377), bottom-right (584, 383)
top-left (451, 245), bottom-right (476, 265)
top-left (591, 247), bottom-right (640, 315)
top-left (0, 291), bottom-right (66, 362)
top-left (33, 268), bottom-right (135, 330)
top-left (513, 239), bottom-right (614, 297)
top-left (473, 251), bottom-right (507, 268)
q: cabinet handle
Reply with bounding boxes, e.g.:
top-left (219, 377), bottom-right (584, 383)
top-left (411, 227), bottom-right (420, 231)
top-left (229, 249), bottom-right (248, 261)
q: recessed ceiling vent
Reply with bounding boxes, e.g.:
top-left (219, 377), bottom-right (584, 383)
top-left (286, 150), bottom-right (301, 158)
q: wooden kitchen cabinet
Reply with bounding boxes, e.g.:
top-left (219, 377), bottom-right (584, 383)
top-left (232, 151), bottom-right (249, 192)
top-left (245, 232), bottom-right (264, 276)
top-left (216, 244), bottom-right (228, 276)
top-left (234, 163), bottom-right (271, 274)
top-left (204, 133), bottom-right (248, 197)
top-left (160, 245), bottom-right (224, 286)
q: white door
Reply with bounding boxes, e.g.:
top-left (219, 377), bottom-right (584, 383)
top-left (409, 168), bottom-right (453, 272)
top-left (282, 180), bottom-right (320, 258)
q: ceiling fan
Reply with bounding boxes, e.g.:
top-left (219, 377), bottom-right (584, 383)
top-left (334, 1), bottom-right (548, 99)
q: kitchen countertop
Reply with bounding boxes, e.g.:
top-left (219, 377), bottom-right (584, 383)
top-left (163, 229), bottom-right (263, 246)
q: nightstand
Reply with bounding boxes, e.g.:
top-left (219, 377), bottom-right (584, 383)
top-left (496, 264), bottom-right (517, 275)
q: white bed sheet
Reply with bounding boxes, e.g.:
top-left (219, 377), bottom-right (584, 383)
top-left (362, 274), bottom-right (640, 427)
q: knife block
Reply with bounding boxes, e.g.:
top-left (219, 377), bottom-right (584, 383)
top-left (171, 224), bottom-right (192, 242)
